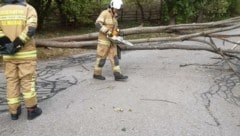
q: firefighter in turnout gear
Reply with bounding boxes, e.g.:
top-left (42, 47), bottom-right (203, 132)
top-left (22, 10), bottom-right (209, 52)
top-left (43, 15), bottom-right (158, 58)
top-left (93, 0), bottom-right (128, 81)
top-left (0, 0), bottom-right (42, 120)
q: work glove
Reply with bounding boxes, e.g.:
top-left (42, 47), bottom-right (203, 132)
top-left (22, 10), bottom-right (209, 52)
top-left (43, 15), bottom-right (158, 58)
top-left (0, 43), bottom-right (16, 54)
top-left (116, 29), bottom-right (124, 36)
top-left (107, 29), bottom-right (124, 37)
top-left (13, 37), bottom-right (24, 50)
top-left (0, 43), bottom-right (14, 55)
top-left (0, 38), bottom-right (24, 55)
top-left (0, 45), bottom-right (5, 50)
top-left (107, 31), bottom-right (113, 37)
top-left (0, 45), bottom-right (6, 54)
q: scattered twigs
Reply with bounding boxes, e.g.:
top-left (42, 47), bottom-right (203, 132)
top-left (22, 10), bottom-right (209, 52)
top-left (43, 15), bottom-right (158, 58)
top-left (209, 37), bottom-right (238, 72)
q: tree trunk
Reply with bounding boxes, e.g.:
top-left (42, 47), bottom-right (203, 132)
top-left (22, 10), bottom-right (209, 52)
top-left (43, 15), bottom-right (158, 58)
top-left (136, 0), bottom-right (145, 22)
top-left (35, 16), bottom-right (240, 73)
top-left (55, 0), bottom-right (68, 26)
top-left (36, 16), bottom-right (240, 61)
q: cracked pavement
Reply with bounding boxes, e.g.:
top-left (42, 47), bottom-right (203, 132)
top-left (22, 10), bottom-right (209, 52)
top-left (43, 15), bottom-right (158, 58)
top-left (0, 49), bottom-right (240, 136)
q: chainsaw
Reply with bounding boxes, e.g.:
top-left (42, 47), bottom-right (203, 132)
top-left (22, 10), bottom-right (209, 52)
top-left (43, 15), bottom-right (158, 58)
top-left (107, 28), bottom-right (134, 46)
top-left (108, 36), bottom-right (134, 46)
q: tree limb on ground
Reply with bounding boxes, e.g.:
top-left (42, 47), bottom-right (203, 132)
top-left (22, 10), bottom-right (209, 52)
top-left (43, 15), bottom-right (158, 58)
top-left (36, 16), bottom-right (240, 73)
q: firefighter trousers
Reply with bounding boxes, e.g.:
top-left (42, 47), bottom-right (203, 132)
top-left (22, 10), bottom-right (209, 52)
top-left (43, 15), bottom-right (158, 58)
top-left (3, 60), bottom-right (38, 114)
top-left (94, 43), bottom-right (121, 75)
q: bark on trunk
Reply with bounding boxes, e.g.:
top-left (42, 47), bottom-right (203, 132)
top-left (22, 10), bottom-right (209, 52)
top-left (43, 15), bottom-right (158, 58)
top-left (35, 16), bottom-right (240, 73)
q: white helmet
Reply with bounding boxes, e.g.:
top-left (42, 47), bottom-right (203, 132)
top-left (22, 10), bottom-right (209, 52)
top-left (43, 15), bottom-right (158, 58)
top-left (110, 0), bottom-right (123, 10)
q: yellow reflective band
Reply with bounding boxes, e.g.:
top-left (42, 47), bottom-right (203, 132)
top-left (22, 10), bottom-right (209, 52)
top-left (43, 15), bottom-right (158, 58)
top-left (15, 50), bottom-right (36, 55)
top-left (7, 97), bottom-right (20, 105)
top-left (98, 39), bottom-right (110, 45)
top-left (95, 58), bottom-right (101, 63)
top-left (0, 32), bottom-right (5, 37)
top-left (31, 75), bottom-right (36, 91)
top-left (95, 67), bottom-right (102, 71)
top-left (95, 58), bottom-right (101, 69)
top-left (3, 50), bottom-right (37, 60)
top-left (0, 9), bottom-right (26, 26)
top-left (105, 19), bottom-right (113, 24)
top-left (100, 26), bottom-right (108, 33)
top-left (0, 15), bottom-right (26, 20)
top-left (113, 66), bottom-right (120, 71)
top-left (0, 20), bottom-right (24, 26)
top-left (27, 17), bottom-right (37, 24)
top-left (22, 91), bottom-right (36, 99)
top-left (19, 32), bottom-right (30, 42)
top-left (22, 74), bottom-right (36, 99)
top-left (96, 17), bottom-right (104, 23)
top-left (0, 10), bottom-right (24, 15)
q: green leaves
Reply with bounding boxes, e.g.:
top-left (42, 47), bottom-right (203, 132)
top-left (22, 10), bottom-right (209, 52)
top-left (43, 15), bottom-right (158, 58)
top-left (24, 0), bottom-right (239, 30)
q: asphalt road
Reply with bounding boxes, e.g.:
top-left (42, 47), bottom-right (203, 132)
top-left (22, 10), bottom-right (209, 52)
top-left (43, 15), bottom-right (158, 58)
top-left (0, 49), bottom-right (240, 136)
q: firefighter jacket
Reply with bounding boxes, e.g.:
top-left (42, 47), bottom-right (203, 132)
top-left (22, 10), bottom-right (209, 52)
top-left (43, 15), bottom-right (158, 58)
top-left (96, 8), bottom-right (118, 46)
top-left (0, 2), bottom-right (37, 61)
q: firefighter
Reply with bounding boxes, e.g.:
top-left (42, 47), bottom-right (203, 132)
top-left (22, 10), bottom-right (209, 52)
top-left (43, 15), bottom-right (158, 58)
top-left (0, 0), bottom-right (42, 120)
top-left (93, 0), bottom-right (128, 81)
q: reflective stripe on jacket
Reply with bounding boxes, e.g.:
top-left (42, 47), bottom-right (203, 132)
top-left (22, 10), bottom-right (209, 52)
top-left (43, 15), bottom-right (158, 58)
top-left (96, 8), bottom-right (118, 46)
top-left (0, 2), bottom-right (37, 60)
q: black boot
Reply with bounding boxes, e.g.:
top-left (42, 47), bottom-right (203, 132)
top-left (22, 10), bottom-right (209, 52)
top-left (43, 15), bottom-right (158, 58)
top-left (27, 105), bottom-right (42, 120)
top-left (93, 74), bottom-right (106, 80)
top-left (114, 72), bottom-right (128, 81)
top-left (11, 106), bottom-right (21, 120)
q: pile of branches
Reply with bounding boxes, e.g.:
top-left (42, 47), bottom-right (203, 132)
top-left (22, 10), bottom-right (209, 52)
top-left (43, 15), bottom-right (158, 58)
top-left (36, 16), bottom-right (240, 73)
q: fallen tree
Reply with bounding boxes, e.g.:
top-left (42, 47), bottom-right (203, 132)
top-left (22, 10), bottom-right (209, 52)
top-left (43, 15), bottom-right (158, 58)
top-left (37, 16), bottom-right (240, 43)
top-left (36, 16), bottom-right (240, 49)
top-left (36, 16), bottom-right (240, 73)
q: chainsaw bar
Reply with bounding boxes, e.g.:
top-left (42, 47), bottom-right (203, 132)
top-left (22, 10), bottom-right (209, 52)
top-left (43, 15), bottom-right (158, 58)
top-left (109, 36), bottom-right (134, 46)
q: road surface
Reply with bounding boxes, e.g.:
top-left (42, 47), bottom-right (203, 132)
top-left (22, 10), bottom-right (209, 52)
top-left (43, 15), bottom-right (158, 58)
top-left (0, 48), bottom-right (240, 136)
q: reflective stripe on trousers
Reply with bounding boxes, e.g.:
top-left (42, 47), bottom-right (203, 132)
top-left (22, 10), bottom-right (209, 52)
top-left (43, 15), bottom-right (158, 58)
top-left (94, 43), bottom-right (121, 75)
top-left (3, 50), bottom-right (37, 60)
top-left (4, 60), bottom-right (37, 114)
